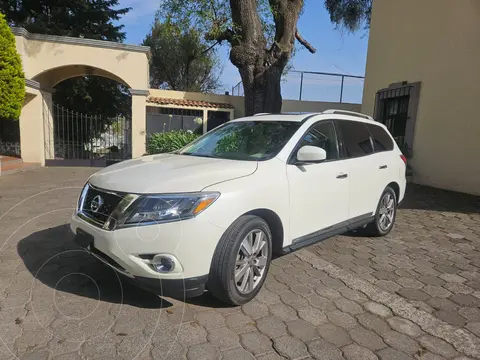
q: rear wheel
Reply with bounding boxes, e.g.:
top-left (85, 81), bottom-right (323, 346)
top-left (207, 215), bottom-right (272, 305)
top-left (365, 186), bottom-right (397, 237)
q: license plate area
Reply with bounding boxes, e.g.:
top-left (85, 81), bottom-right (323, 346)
top-left (74, 228), bottom-right (94, 249)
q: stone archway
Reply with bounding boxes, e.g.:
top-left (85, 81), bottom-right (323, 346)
top-left (33, 65), bottom-right (130, 89)
top-left (13, 27), bottom-right (150, 165)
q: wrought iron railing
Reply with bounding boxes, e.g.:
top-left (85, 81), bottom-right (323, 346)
top-left (47, 104), bottom-right (132, 161)
top-left (0, 141), bottom-right (21, 157)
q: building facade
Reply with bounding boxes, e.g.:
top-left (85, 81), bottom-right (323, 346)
top-left (362, 0), bottom-right (480, 195)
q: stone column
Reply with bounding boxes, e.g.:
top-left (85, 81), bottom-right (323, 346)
top-left (19, 83), bottom-right (47, 165)
top-left (42, 90), bottom-right (55, 161)
top-left (130, 89), bottom-right (149, 158)
top-left (202, 109), bottom-right (208, 134)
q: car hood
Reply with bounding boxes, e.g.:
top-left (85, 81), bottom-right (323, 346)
top-left (88, 154), bottom-right (258, 193)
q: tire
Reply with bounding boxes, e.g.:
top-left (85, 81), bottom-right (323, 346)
top-left (207, 215), bottom-right (272, 305)
top-left (365, 186), bottom-right (397, 237)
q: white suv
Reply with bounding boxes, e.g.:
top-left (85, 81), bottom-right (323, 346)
top-left (71, 110), bottom-right (406, 305)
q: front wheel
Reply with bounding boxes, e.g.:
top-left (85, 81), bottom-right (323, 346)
top-left (207, 215), bottom-right (272, 305)
top-left (365, 186), bottom-right (397, 237)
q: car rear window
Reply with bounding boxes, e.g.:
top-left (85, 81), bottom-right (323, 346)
top-left (337, 120), bottom-right (374, 158)
top-left (367, 123), bottom-right (394, 152)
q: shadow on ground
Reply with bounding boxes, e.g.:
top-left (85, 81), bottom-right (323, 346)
top-left (185, 291), bottom-right (237, 309)
top-left (401, 184), bottom-right (480, 213)
top-left (17, 224), bottom-right (172, 308)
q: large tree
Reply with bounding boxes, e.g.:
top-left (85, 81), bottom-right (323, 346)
top-left (144, 20), bottom-right (222, 93)
top-left (0, 0), bottom-right (132, 119)
top-left (0, 12), bottom-right (24, 121)
top-left (159, 0), bottom-right (371, 115)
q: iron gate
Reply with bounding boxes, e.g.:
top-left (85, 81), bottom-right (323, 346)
top-left (44, 104), bottom-right (132, 167)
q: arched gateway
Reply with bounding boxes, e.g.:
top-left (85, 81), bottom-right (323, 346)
top-left (13, 28), bottom-right (150, 165)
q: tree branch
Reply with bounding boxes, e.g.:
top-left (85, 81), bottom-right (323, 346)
top-left (295, 29), bottom-right (316, 53)
top-left (201, 40), bottom-right (220, 55)
top-left (205, 28), bottom-right (235, 43)
top-left (209, 0), bottom-right (218, 20)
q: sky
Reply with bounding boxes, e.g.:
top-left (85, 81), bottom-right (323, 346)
top-left (117, 0), bottom-right (369, 104)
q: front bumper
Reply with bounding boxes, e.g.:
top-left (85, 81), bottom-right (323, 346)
top-left (70, 212), bottom-right (225, 298)
top-left (126, 274), bottom-right (209, 298)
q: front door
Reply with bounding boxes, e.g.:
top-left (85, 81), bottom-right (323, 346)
top-left (287, 120), bottom-right (349, 241)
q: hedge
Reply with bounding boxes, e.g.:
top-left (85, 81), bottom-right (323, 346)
top-left (146, 130), bottom-right (199, 154)
top-left (0, 13), bottom-right (25, 120)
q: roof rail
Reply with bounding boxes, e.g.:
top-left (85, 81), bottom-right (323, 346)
top-left (253, 113), bottom-right (271, 116)
top-left (322, 109), bottom-right (374, 121)
top-left (281, 112), bottom-right (316, 115)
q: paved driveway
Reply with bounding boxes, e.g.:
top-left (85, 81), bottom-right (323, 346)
top-left (1, 167), bottom-right (480, 360)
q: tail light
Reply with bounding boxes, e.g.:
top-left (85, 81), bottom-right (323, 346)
top-left (400, 155), bottom-right (407, 165)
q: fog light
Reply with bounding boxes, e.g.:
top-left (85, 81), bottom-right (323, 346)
top-left (151, 255), bottom-right (175, 273)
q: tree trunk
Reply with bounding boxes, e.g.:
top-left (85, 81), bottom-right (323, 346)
top-left (230, 43), bottom-right (289, 116)
top-left (239, 62), bottom-right (284, 116)
top-left (222, 0), bottom-right (307, 116)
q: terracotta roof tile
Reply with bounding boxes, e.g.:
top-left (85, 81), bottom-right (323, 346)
top-left (147, 96), bottom-right (234, 109)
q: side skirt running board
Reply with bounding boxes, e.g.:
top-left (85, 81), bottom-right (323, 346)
top-left (282, 213), bottom-right (374, 254)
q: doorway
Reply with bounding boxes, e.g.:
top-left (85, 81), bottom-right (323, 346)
top-left (207, 111), bottom-right (231, 132)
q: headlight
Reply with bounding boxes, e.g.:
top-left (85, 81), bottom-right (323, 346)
top-left (120, 192), bottom-right (220, 226)
top-left (77, 182), bottom-right (90, 211)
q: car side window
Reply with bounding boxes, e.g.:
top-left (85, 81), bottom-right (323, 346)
top-left (337, 120), bottom-right (374, 158)
top-left (366, 123), bottom-right (394, 152)
top-left (296, 121), bottom-right (339, 161)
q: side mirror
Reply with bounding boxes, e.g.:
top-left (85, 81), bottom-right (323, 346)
top-left (296, 145), bottom-right (327, 164)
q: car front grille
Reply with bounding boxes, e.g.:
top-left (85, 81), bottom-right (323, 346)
top-left (80, 184), bottom-right (126, 228)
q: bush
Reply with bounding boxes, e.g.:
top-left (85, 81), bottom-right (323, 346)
top-left (0, 13), bottom-right (25, 120)
top-left (146, 130), bottom-right (200, 154)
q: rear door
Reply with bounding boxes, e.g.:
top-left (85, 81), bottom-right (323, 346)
top-left (287, 120), bottom-right (349, 240)
top-left (335, 120), bottom-right (378, 219)
top-left (365, 123), bottom-right (397, 202)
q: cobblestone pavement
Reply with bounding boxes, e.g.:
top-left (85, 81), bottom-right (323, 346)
top-left (1, 167), bottom-right (480, 360)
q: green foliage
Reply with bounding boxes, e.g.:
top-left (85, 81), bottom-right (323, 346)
top-left (54, 76), bottom-right (131, 119)
top-left (215, 132), bottom-right (241, 153)
top-left (2, 0), bottom-right (131, 123)
top-left (157, 0), bottom-right (371, 49)
top-left (324, 0), bottom-right (372, 31)
top-left (146, 130), bottom-right (200, 154)
top-left (1, 0), bottom-right (129, 41)
top-left (213, 122), bottom-right (294, 156)
top-left (156, 0), bottom-right (295, 78)
top-left (143, 20), bottom-right (222, 92)
top-left (0, 13), bottom-right (25, 121)
top-left (156, 0), bottom-right (275, 47)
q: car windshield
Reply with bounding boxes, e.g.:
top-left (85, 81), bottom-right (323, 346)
top-left (178, 121), bottom-right (301, 161)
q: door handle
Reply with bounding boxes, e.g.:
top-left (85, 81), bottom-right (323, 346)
top-left (379, 165), bottom-right (388, 169)
top-left (336, 173), bottom-right (348, 179)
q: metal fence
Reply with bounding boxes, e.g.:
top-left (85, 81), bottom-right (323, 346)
top-left (0, 119), bottom-right (21, 157)
top-left (231, 70), bottom-right (365, 104)
top-left (45, 104), bottom-right (132, 166)
top-left (0, 141), bottom-right (21, 157)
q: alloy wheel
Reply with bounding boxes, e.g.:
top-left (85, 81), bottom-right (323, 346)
top-left (234, 229), bottom-right (268, 294)
top-left (378, 192), bottom-right (395, 231)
